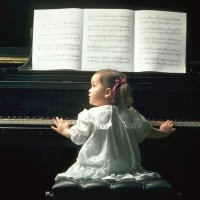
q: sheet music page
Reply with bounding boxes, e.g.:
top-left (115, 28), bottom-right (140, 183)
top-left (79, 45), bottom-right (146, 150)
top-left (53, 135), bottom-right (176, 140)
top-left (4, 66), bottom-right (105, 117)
top-left (81, 9), bottom-right (135, 72)
top-left (32, 8), bottom-right (83, 70)
top-left (134, 10), bottom-right (186, 73)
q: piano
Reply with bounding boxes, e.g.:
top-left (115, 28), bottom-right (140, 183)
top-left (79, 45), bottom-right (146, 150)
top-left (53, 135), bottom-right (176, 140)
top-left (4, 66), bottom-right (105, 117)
top-left (0, 1), bottom-right (200, 200)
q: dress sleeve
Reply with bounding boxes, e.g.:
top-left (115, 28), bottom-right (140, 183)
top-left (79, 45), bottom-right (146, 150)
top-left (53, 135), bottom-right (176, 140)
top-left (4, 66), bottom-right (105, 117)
top-left (128, 107), bottom-right (153, 143)
top-left (70, 109), bottom-right (93, 145)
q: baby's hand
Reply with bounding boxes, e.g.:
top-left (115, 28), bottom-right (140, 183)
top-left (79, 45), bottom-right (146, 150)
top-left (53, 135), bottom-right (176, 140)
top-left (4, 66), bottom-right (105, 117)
top-left (51, 117), bottom-right (70, 136)
top-left (159, 120), bottom-right (176, 135)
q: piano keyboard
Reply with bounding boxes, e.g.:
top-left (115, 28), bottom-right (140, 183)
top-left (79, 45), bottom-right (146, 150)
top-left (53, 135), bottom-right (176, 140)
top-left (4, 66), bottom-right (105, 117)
top-left (0, 118), bottom-right (76, 126)
top-left (0, 118), bottom-right (200, 127)
top-left (150, 120), bottom-right (200, 127)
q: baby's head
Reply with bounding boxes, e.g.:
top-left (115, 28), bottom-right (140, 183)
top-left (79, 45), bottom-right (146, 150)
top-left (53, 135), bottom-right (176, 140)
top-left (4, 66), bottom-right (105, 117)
top-left (94, 69), bottom-right (133, 107)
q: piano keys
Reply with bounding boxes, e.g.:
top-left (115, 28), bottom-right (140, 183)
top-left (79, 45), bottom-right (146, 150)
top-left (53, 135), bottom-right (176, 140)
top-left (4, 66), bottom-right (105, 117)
top-left (0, 117), bottom-right (76, 126)
top-left (0, 117), bottom-right (200, 128)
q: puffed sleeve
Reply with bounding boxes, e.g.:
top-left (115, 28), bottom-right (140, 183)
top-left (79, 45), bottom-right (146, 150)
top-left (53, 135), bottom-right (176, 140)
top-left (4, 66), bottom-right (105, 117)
top-left (70, 109), bottom-right (93, 145)
top-left (129, 107), bottom-right (153, 143)
top-left (133, 113), bottom-right (153, 143)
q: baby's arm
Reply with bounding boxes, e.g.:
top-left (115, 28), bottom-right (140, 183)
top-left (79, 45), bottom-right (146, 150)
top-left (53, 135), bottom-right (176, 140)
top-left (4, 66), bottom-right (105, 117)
top-left (51, 117), bottom-right (71, 138)
top-left (148, 120), bottom-right (176, 139)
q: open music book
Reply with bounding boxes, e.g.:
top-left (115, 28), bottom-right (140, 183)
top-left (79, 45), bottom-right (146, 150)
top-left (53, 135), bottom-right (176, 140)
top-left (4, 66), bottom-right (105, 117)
top-left (32, 8), bottom-right (187, 73)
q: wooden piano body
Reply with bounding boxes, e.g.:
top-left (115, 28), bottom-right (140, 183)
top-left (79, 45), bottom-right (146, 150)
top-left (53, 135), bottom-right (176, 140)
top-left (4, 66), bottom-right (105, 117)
top-left (0, 72), bottom-right (200, 200)
top-left (1, 0), bottom-right (200, 200)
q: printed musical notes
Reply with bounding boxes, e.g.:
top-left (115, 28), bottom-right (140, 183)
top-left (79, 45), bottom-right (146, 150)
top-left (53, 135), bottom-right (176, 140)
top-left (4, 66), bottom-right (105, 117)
top-left (134, 10), bottom-right (186, 73)
top-left (32, 8), bottom-right (186, 73)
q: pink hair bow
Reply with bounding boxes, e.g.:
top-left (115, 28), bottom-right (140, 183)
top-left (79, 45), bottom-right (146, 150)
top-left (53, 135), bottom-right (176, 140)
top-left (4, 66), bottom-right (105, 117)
top-left (111, 77), bottom-right (127, 103)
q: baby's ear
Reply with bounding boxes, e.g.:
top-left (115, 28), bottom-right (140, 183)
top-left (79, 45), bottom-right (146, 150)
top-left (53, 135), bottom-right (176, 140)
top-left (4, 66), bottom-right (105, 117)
top-left (105, 88), bottom-right (112, 99)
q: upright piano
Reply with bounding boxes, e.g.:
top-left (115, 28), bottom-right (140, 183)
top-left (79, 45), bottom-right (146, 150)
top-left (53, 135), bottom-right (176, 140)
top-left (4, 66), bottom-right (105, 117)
top-left (0, 1), bottom-right (200, 200)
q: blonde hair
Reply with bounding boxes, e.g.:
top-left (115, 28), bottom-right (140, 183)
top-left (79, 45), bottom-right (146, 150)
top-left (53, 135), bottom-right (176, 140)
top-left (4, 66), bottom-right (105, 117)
top-left (95, 69), bottom-right (133, 107)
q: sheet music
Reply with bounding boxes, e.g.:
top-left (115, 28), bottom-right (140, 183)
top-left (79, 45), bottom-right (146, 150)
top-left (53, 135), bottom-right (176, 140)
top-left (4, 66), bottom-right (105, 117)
top-left (134, 10), bottom-right (186, 73)
top-left (31, 8), bottom-right (186, 73)
top-left (32, 8), bottom-right (83, 70)
top-left (81, 9), bottom-right (135, 72)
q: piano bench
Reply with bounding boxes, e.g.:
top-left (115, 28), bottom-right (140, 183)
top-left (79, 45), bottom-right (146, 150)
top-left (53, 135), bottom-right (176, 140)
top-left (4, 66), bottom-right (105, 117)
top-left (45, 178), bottom-right (175, 200)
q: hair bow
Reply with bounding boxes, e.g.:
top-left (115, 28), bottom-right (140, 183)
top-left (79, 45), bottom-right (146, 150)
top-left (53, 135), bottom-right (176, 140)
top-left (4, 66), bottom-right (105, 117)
top-left (111, 77), bottom-right (127, 103)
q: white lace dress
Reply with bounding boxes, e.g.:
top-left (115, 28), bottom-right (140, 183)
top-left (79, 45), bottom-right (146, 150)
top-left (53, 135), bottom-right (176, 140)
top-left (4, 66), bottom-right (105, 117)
top-left (55, 105), bottom-right (161, 181)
